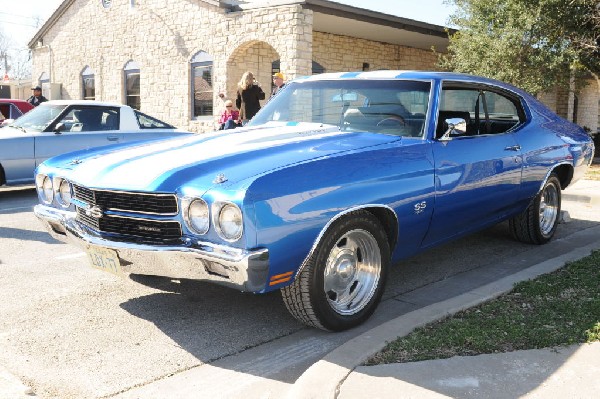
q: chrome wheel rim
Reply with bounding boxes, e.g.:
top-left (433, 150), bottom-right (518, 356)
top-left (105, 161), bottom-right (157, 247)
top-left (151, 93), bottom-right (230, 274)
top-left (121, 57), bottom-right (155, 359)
top-left (323, 229), bottom-right (381, 316)
top-left (539, 182), bottom-right (559, 236)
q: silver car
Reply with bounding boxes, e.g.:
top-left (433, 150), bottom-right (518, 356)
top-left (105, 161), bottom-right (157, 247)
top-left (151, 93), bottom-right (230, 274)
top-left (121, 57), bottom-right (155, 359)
top-left (0, 100), bottom-right (193, 186)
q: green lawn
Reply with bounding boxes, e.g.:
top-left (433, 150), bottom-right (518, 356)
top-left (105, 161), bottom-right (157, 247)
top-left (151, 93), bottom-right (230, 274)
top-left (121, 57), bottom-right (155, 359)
top-left (367, 250), bottom-right (600, 365)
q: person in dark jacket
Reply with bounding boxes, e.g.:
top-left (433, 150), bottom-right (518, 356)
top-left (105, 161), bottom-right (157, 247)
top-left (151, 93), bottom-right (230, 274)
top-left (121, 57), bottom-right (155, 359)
top-left (27, 86), bottom-right (48, 107)
top-left (235, 71), bottom-right (265, 125)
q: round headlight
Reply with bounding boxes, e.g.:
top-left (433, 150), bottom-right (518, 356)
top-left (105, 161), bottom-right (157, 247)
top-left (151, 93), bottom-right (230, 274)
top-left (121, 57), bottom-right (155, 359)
top-left (217, 203), bottom-right (243, 241)
top-left (57, 179), bottom-right (72, 208)
top-left (187, 199), bottom-right (209, 234)
top-left (39, 176), bottom-right (54, 204)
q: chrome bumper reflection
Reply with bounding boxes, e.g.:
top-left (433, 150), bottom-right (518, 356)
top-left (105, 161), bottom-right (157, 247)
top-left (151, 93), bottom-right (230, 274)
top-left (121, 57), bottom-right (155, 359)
top-left (34, 205), bottom-right (269, 292)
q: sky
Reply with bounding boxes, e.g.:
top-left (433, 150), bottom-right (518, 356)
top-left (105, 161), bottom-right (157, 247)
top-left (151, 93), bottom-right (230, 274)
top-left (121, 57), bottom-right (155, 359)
top-left (0, 0), bottom-right (457, 50)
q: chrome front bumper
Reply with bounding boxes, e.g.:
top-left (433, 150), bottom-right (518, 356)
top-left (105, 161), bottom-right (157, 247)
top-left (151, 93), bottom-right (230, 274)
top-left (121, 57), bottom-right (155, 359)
top-left (34, 205), bottom-right (270, 292)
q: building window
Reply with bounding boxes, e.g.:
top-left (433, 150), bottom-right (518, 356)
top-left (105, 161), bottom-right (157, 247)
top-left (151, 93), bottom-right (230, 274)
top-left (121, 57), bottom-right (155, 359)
top-left (82, 66), bottom-right (95, 100)
top-left (124, 60), bottom-right (140, 110)
top-left (38, 72), bottom-right (50, 87)
top-left (191, 51), bottom-right (213, 118)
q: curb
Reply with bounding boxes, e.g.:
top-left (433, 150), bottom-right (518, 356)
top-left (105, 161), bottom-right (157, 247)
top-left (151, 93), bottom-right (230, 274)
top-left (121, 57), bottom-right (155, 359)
top-left (286, 224), bottom-right (600, 399)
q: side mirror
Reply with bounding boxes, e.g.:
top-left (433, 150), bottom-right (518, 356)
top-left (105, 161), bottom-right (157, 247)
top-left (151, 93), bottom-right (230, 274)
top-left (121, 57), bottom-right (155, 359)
top-left (54, 122), bottom-right (67, 134)
top-left (439, 118), bottom-right (467, 141)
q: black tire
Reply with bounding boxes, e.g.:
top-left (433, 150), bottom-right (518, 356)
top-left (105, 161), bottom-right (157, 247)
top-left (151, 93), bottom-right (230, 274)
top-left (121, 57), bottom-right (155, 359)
top-left (281, 210), bottom-right (390, 331)
top-left (509, 173), bottom-right (561, 245)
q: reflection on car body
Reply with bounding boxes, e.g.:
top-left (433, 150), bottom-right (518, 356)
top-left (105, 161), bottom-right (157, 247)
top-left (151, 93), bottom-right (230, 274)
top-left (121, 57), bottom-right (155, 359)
top-left (0, 100), bottom-right (193, 186)
top-left (33, 71), bottom-right (595, 331)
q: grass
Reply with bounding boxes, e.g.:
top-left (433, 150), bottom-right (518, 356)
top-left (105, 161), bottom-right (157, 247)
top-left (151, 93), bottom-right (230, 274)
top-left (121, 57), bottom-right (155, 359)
top-left (586, 161), bottom-right (600, 181)
top-left (366, 250), bottom-right (600, 365)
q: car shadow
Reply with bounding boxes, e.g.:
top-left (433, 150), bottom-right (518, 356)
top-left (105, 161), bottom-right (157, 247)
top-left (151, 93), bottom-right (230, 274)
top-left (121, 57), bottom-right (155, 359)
top-left (120, 273), bottom-right (304, 366)
top-left (0, 226), bottom-right (61, 244)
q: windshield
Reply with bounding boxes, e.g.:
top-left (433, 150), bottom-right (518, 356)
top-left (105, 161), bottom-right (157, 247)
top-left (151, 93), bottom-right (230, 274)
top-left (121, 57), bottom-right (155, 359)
top-left (249, 79), bottom-right (431, 137)
top-left (11, 103), bottom-right (68, 132)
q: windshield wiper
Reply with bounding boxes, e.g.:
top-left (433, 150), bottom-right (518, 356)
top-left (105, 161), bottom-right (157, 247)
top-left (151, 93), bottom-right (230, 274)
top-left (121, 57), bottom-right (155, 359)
top-left (10, 125), bottom-right (27, 133)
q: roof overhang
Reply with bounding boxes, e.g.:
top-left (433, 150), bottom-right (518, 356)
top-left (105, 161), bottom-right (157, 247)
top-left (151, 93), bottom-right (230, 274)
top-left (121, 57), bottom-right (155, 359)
top-left (230, 0), bottom-right (452, 51)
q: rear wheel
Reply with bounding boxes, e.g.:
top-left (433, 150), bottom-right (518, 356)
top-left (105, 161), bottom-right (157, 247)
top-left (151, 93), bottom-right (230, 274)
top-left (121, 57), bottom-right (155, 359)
top-left (509, 173), bottom-right (561, 244)
top-left (281, 210), bottom-right (390, 331)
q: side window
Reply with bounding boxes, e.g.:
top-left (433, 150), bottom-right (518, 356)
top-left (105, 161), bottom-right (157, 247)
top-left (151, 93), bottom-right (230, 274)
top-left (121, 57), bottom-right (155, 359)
top-left (438, 85), bottom-right (524, 137)
top-left (58, 107), bottom-right (120, 132)
top-left (191, 51), bottom-right (213, 118)
top-left (134, 110), bottom-right (174, 129)
top-left (124, 61), bottom-right (141, 110)
top-left (482, 91), bottom-right (522, 134)
top-left (82, 66), bottom-right (95, 100)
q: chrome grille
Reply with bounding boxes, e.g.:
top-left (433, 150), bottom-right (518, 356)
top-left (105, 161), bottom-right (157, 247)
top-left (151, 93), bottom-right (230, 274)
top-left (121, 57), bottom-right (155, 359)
top-left (73, 184), bottom-right (178, 214)
top-left (73, 184), bottom-right (181, 241)
top-left (76, 208), bottom-right (182, 240)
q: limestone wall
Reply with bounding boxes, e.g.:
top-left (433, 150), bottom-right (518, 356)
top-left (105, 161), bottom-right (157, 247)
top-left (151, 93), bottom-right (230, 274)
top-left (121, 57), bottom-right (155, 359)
top-left (312, 32), bottom-right (440, 72)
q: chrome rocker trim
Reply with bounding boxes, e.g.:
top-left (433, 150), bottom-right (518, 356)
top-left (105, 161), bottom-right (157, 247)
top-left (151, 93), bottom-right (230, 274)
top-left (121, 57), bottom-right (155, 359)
top-left (34, 204), bottom-right (269, 292)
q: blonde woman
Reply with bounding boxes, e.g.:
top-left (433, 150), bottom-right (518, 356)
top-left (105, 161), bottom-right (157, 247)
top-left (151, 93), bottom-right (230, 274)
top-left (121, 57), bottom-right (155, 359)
top-left (235, 71), bottom-right (265, 124)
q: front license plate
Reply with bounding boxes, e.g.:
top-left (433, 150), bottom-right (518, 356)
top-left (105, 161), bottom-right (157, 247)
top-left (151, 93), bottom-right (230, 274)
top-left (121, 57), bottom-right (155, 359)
top-left (86, 246), bottom-right (122, 277)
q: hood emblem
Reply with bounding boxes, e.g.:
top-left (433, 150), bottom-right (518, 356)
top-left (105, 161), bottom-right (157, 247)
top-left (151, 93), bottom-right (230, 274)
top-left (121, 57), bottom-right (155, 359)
top-left (70, 158), bottom-right (83, 165)
top-left (213, 173), bottom-right (228, 184)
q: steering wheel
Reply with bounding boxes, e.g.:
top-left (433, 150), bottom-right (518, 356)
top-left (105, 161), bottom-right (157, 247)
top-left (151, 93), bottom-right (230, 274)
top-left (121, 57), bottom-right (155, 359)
top-left (376, 115), bottom-right (406, 127)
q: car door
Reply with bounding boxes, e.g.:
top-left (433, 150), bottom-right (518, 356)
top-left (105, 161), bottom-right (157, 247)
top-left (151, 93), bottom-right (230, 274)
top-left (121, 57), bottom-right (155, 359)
top-left (34, 106), bottom-right (122, 167)
top-left (422, 82), bottom-right (525, 247)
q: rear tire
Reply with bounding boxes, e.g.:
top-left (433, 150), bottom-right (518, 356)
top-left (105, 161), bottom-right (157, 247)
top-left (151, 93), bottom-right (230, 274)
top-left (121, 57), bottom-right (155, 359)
top-left (281, 210), bottom-right (390, 331)
top-left (509, 174), bottom-right (561, 244)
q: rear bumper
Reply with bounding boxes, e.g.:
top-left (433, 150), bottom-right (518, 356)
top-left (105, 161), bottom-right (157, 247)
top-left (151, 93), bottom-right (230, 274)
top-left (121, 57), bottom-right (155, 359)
top-left (34, 205), bottom-right (270, 292)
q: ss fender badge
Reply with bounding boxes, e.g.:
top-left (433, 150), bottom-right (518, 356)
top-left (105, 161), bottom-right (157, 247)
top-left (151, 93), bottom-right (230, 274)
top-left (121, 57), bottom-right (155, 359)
top-left (414, 201), bottom-right (427, 215)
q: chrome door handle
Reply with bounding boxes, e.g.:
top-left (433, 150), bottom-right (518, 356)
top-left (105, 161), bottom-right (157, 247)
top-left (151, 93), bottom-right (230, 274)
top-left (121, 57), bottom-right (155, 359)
top-left (107, 135), bottom-right (119, 141)
top-left (504, 145), bottom-right (521, 151)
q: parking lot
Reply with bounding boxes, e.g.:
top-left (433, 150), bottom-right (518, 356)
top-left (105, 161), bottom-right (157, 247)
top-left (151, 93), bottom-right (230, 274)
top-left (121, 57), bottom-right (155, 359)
top-left (1, 183), bottom-right (599, 398)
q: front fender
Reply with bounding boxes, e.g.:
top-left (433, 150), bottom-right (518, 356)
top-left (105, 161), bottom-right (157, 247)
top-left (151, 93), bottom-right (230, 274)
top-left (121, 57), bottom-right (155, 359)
top-left (247, 141), bottom-right (435, 290)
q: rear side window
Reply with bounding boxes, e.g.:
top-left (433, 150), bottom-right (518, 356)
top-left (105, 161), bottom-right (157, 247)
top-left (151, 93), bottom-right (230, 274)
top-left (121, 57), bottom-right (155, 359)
top-left (134, 110), bottom-right (175, 129)
top-left (438, 83), bottom-right (525, 137)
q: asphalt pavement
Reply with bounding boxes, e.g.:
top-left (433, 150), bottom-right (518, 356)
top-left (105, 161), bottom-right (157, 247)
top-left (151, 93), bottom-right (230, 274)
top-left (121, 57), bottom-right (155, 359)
top-left (2, 178), bottom-right (599, 399)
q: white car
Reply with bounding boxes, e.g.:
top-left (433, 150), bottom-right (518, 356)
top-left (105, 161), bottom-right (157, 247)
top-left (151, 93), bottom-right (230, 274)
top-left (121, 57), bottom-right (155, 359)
top-left (0, 100), bottom-right (193, 186)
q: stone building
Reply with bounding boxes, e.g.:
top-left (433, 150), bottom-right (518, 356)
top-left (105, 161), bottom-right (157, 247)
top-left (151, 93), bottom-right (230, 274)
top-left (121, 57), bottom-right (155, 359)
top-left (28, 0), bottom-right (599, 136)
top-left (27, 0), bottom-right (448, 132)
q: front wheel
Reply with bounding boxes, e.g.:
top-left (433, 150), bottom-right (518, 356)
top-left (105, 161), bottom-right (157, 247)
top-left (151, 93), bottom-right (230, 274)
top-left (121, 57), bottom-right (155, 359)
top-left (281, 210), bottom-right (390, 331)
top-left (509, 173), bottom-right (561, 244)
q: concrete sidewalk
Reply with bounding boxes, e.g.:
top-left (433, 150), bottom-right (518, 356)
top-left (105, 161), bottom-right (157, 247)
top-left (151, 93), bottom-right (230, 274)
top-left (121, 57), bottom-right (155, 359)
top-left (287, 178), bottom-right (600, 399)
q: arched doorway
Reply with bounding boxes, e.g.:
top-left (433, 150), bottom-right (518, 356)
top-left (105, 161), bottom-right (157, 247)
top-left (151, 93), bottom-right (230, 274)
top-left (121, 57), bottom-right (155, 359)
top-left (225, 41), bottom-right (280, 104)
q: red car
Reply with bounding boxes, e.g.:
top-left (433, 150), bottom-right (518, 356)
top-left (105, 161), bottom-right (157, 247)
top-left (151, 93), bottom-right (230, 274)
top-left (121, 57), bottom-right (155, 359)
top-left (0, 99), bottom-right (34, 126)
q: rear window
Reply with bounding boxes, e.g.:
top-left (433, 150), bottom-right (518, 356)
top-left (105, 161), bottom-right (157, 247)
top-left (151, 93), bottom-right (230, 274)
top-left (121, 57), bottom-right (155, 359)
top-left (134, 110), bottom-right (175, 129)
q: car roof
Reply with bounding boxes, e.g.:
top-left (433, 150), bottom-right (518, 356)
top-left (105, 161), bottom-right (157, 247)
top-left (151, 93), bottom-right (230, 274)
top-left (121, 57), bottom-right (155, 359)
top-left (42, 100), bottom-right (128, 108)
top-left (294, 70), bottom-right (532, 100)
top-left (0, 99), bottom-right (35, 113)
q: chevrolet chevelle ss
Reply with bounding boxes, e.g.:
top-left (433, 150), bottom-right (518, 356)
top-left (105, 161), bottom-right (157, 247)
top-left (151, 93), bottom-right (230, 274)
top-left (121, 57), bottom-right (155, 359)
top-left (34, 71), bottom-right (594, 331)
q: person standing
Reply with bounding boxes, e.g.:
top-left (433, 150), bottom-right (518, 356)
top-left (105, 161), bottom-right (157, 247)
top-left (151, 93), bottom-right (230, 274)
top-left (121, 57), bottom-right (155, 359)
top-left (27, 86), bottom-right (48, 107)
top-left (271, 72), bottom-right (286, 97)
top-left (235, 71), bottom-right (265, 125)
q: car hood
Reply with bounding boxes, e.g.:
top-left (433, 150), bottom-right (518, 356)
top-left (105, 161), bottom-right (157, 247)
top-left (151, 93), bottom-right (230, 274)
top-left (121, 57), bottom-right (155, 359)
top-left (48, 122), bottom-right (400, 192)
top-left (0, 125), bottom-right (29, 137)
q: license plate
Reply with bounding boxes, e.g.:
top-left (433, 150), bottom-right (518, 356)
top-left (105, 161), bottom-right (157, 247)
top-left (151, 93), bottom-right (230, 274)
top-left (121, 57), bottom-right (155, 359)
top-left (86, 246), bottom-right (122, 276)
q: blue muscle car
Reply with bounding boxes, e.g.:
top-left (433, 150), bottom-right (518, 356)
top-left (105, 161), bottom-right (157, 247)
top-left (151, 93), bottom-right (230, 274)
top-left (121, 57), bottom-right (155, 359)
top-left (34, 71), bottom-right (595, 331)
